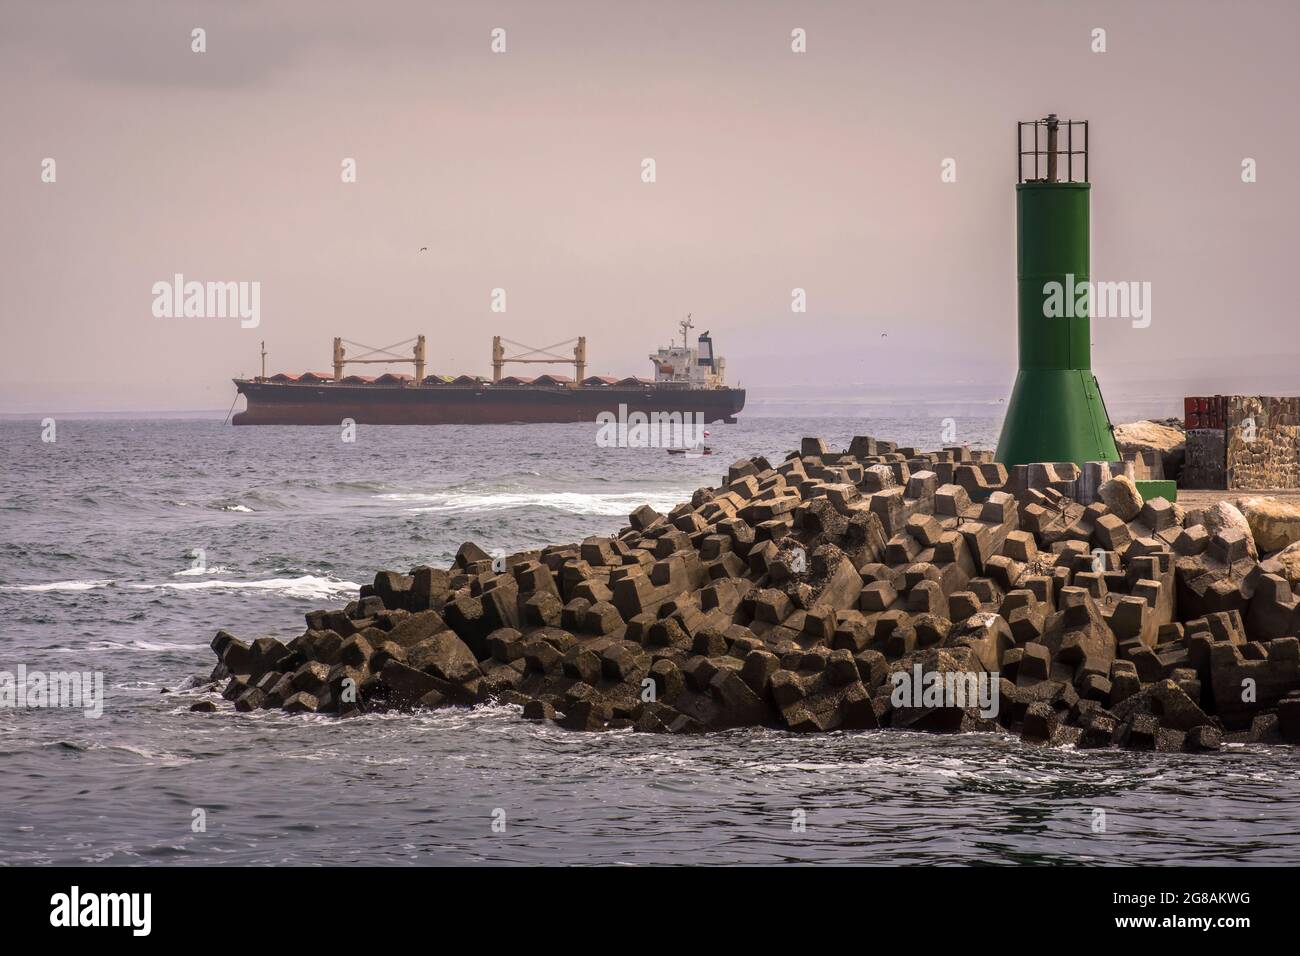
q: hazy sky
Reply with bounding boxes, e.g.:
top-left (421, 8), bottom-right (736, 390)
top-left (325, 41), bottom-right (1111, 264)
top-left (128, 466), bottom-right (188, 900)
top-left (2, 0), bottom-right (1297, 412)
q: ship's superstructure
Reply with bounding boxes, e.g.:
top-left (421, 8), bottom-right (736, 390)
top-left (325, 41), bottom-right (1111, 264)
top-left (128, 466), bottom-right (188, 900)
top-left (649, 316), bottom-right (727, 387)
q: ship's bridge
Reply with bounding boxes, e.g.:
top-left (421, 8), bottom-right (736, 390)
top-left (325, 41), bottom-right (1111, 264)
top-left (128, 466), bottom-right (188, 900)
top-left (650, 318), bottom-right (727, 387)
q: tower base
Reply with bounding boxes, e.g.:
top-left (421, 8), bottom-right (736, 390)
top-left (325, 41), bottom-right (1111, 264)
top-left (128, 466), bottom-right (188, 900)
top-left (995, 368), bottom-right (1119, 467)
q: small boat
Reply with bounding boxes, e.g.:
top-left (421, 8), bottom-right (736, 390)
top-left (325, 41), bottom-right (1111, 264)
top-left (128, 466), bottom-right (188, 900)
top-left (667, 446), bottom-right (712, 456)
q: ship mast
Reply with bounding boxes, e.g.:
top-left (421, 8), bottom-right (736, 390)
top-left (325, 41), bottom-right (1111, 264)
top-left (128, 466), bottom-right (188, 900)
top-left (679, 314), bottom-right (693, 349)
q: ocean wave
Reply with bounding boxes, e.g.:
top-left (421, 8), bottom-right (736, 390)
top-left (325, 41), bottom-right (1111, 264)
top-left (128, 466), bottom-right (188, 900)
top-left (130, 574), bottom-right (358, 601)
top-left (5, 575), bottom-right (353, 601)
top-left (169, 674), bottom-right (216, 691)
top-left (327, 479), bottom-right (391, 493)
top-left (171, 565), bottom-right (230, 577)
top-left (1, 579), bottom-right (113, 592)
top-left (378, 490), bottom-right (687, 517)
top-left (88, 639), bottom-right (208, 652)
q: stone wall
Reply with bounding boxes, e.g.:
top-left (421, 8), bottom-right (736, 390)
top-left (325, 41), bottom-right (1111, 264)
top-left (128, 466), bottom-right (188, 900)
top-left (1226, 397), bottom-right (1300, 490)
top-left (1182, 396), bottom-right (1300, 490)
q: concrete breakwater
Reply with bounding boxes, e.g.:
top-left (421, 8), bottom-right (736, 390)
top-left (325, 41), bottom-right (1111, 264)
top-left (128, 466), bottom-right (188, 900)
top-left (200, 434), bottom-right (1300, 752)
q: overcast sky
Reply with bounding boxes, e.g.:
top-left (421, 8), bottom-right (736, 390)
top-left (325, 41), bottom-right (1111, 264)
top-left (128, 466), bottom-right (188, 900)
top-left (2, 0), bottom-right (1297, 413)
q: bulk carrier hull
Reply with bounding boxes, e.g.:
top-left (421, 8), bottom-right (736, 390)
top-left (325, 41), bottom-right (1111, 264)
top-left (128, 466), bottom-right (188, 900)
top-left (231, 380), bottom-right (745, 426)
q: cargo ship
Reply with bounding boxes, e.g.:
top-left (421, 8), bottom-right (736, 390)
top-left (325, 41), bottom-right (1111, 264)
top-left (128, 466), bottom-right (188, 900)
top-left (231, 319), bottom-right (745, 426)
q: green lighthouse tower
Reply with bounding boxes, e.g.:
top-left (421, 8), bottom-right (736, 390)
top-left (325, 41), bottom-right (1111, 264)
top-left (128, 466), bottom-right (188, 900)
top-left (995, 114), bottom-right (1119, 467)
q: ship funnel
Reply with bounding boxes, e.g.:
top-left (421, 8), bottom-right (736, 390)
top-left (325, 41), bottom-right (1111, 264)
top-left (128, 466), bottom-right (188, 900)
top-left (994, 115), bottom-right (1119, 468)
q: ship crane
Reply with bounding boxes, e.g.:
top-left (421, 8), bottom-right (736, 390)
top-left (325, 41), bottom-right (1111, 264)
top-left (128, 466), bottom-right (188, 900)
top-left (491, 336), bottom-right (587, 383)
top-left (331, 335), bottom-right (427, 381)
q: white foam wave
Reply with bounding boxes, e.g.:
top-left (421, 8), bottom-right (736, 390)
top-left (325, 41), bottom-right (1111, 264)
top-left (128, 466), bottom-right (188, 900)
top-left (8, 575), bottom-right (352, 601)
top-left (221, 504), bottom-right (254, 513)
top-left (379, 490), bottom-right (687, 517)
top-left (170, 674), bottom-right (215, 691)
top-left (171, 565), bottom-right (230, 577)
top-left (92, 640), bottom-right (207, 652)
top-left (1, 579), bottom-right (113, 592)
top-left (131, 575), bottom-right (358, 601)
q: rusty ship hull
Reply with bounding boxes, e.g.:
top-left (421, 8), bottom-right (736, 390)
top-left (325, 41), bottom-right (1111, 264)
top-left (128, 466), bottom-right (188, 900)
top-left (231, 380), bottom-right (745, 426)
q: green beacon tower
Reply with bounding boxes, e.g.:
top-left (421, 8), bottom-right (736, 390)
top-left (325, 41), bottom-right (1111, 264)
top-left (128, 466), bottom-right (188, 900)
top-left (995, 114), bottom-right (1119, 467)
